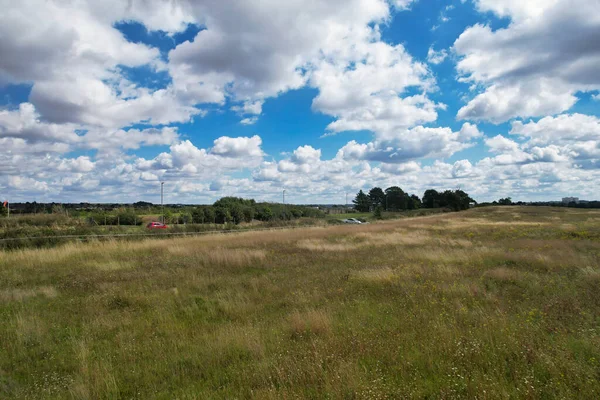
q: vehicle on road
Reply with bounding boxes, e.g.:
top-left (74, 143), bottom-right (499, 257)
top-left (342, 218), bottom-right (363, 224)
top-left (146, 221), bottom-right (168, 229)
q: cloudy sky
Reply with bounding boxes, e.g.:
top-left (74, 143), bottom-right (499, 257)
top-left (1, 0), bottom-right (599, 204)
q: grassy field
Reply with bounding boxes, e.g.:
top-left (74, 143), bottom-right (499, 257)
top-left (1, 206), bottom-right (599, 398)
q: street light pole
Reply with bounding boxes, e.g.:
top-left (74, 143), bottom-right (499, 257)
top-left (345, 192), bottom-right (348, 207)
top-left (283, 189), bottom-right (286, 204)
top-left (160, 181), bottom-right (165, 223)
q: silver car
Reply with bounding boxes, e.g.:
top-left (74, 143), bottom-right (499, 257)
top-left (342, 218), bottom-right (362, 224)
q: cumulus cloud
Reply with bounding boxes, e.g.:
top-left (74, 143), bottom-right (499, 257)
top-left (455, 0), bottom-right (600, 123)
top-left (427, 47), bottom-right (448, 65)
top-left (312, 41), bottom-right (438, 137)
top-left (337, 123), bottom-right (481, 163)
top-left (168, 0), bottom-right (390, 108)
top-left (211, 135), bottom-right (264, 158)
top-left (290, 146), bottom-right (322, 165)
top-left (0, 0), bottom-right (201, 128)
top-left (510, 114), bottom-right (600, 161)
top-left (1, 0), bottom-right (599, 203)
top-left (0, 103), bottom-right (181, 151)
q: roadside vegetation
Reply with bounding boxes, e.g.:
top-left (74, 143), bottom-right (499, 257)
top-left (1, 206), bottom-right (599, 398)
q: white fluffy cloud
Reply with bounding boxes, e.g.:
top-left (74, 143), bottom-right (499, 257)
top-left (0, 0), bottom-right (200, 128)
top-left (1, 0), bottom-right (599, 203)
top-left (510, 114), bottom-right (600, 162)
top-left (212, 136), bottom-right (264, 158)
top-left (455, 0), bottom-right (600, 123)
top-left (312, 41), bottom-right (438, 137)
top-left (0, 103), bottom-right (181, 151)
top-left (337, 123), bottom-right (481, 163)
top-left (427, 47), bottom-right (448, 65)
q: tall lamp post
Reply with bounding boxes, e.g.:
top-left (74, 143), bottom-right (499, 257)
top-left (282, 189), bottom-right (286, 204)
top-left (160, 181), bottom-right (165, 223)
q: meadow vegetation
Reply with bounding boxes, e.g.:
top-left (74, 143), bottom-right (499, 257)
top-left (0, 206), bottom-right (599, 398)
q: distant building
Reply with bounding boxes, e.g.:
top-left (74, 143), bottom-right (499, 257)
top-left (562, 197), bottom-right (579, 204)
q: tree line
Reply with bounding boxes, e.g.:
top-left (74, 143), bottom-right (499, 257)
top-left (353, 187), bottom-right (475, 213)
top-left (190, 197), bottom-right (324, 225)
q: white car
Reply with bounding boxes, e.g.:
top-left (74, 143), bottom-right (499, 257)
top-left (342, 218), bottom-right (363, 224)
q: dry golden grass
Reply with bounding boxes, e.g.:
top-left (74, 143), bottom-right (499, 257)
top-left (0, 285), bottom-right (57, 302)
top-left (351, 267), bottom-right (396, 283)
top-left (168, 246), bottom-right (267, 267)
top-left (85, 260), bottom-right (136, 271)
top-left (352, 229), bottom-right (431, 246)
top-left (288, 309), bottom-right (332, 337)
top-left (445, 218), bottom-right (549, 228)
top-left (296, 239), bottom-right (356, 251)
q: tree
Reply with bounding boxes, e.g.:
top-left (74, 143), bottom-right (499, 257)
top-left (409, 194), bottom-right (422, 209)
top-left (0, 203), bottom-right (7, 218)
top-left (256, 206), bottom-right (273, 221)
top-left (179, 212), bottom-right (192, 224)
top-left (116, 208), bottom-right (140, 225)
top-left (163, 209), bottom-right (173, 224)
top-left (192, 207), bottom-right (205, 223)
top-left (229, 204), bottom-right (244, 224)
top-left (384, 186), bottom-right (406, 211)
top-left (368, 187), bottom-right (386, 209)
top-left (498, 197), bottom-right (512, 205)
top-left (242, 206), bottom-right (255, 223)
top-left (214, 207), bottom-right (232, 224)
top-left (353, 190), bottom-right (371, 212)
top-left (203, 207), bottom-right (216, 224)
top-left (422, 189), bottom-right (440, 208)
top-left (373, 205), bottom-right (383, 219)
top-left (214, 197), bottom-right (256, 208)
top-left (406, 194), bottom-right (421, 210)
top-left (290, 208), bottom-right (303, 218)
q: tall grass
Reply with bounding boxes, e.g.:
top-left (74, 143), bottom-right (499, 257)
top-left (0, 206), bottom-right (599, 398)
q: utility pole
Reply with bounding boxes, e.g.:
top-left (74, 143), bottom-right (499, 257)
top-left (161, 181), bottom-right (165, 223)
top-left (345, 192), bottom-right (348, 208)
top-left (282, 189), bottom-right (286, 204)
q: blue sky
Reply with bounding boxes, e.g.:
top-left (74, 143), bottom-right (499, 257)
top-left (1, 0), bottom-right (599, 204)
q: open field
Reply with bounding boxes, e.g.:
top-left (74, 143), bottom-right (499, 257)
top-left (1, 206), bottom-right (599, 398)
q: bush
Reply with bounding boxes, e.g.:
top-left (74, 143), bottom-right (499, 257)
top-left (373, 205), bottom-right (383, 219)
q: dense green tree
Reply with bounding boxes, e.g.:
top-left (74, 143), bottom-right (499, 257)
top-left (422, 189), bottom-right (440, 208)
top-left (213, 197), bottom-right (256, 208)
top-left (410, 194), bottom-right (422, 209)
top-left (353, 190), bottom-right (371, 212)
top-left (256, 206), bottom-right (273, 221)
top-left (215, 207), bottom-right (232, 224)
top-left (368, 187), bottom-right (386, 209)
top-left (242, 206), bottom-right (255, 223)
top-left (384, 186), bottom-right (406, 211)
top-left (498, 197), bottom-right (512, 205)
top-left (406, 194), bottom-right (421, 210)
top-left (192, 207), bottom-right (205, 223)
top-left (203, 207), bottom-right (216, 224)
top-left (179, 212), bottom-right (192, 224)
top-left (229, 204), bottom-right (244, 224)
top-left (438, 190), bottom-right (474, 211)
